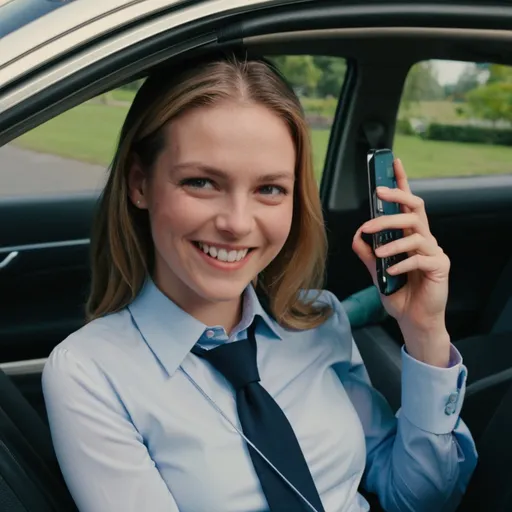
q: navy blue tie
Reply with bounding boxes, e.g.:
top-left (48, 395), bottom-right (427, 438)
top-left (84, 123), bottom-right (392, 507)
top-left (192, 323), bottom-right (324, 512)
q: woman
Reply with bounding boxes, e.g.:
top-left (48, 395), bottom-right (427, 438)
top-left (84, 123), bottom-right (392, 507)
top-left (42, 53), bottom-right (477, 512)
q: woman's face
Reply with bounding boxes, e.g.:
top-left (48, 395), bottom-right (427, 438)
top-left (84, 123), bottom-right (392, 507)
top-left (129, 100), bottom-right (296, 310)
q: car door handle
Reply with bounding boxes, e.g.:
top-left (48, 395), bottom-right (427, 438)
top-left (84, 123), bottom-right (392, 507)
top-left (0, 251), bottom-right (19, 269)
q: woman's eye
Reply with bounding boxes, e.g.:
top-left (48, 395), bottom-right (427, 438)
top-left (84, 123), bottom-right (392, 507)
top-left (258, 185), bottom-right (287, 196)
top-left (181, 178), bottom-right (214, 189)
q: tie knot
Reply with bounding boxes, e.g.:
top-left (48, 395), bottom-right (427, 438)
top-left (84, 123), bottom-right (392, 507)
top-left (194, 337), bottom-right (260, 391)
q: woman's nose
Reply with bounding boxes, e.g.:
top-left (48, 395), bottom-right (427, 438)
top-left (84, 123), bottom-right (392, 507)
top-left (215, 196), bottom-right (253, 238)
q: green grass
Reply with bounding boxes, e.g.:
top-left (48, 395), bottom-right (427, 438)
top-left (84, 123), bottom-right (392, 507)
top-left (11, 103), bottom-right (512, 181)
top-left (394, 134), bottom-right (512, 178)
top-left (309, 130), bottom-right (512, 179)
top-left (110, 89), bottom-right (137, 103)
top-left (310, 129), bottom-right (330, 181)
top-left (15, 102), bottom-right (128, 166)
top-left (398, 100), bottom-right (466, 124)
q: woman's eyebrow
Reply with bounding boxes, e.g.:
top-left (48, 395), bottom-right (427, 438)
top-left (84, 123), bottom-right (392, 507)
top-left (172, 162), bottom-right (294, 182)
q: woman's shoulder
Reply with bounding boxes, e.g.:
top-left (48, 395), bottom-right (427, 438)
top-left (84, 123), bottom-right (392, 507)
top-left (43, 308), bottom-right (137, 381)
top-left (296, 288), bottom-right (352, 338)
top-left (299, 288), bottom-right (349, 321)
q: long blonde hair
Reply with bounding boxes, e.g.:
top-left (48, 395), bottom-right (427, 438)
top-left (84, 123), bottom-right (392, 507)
top-left (86, 53), bottom-right (331, 329)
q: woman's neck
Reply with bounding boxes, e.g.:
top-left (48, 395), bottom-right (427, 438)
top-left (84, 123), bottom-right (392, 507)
top-left (153, 272), bottom-right (244, 334)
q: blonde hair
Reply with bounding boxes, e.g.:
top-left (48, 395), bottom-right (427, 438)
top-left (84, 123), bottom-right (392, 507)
top-left (86, 52), bottom-right (331, 329)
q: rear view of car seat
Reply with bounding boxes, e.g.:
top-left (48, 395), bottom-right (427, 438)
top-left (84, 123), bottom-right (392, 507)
top-left (458, 380), bottom-right (512, 512)
top-left (0, 368), bottom-right (77, 511)
top-left (478, 255), bottom-right (512, 334)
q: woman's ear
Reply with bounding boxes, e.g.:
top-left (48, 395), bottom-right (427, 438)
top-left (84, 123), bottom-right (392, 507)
top-left (128, 155), bottom-right (148, 209)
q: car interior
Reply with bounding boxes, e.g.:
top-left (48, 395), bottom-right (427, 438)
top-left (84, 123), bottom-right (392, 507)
top-left (1, 1), bottom-right (512, 510)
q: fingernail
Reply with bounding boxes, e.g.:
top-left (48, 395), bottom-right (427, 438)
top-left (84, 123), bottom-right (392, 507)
top-left (375, 246), bottom-right (387, 256)
top-left (376, 186), bottom-right (388, 192)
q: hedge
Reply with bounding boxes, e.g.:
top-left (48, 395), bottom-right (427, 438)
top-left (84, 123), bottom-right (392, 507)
top-left (424, 123), bottom-right (512, 146)
top-left (395, 118), bottom-right (415, 136)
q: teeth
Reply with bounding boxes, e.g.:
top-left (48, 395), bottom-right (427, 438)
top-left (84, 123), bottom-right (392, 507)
top-left (197, 243), bottom-right (249, 263)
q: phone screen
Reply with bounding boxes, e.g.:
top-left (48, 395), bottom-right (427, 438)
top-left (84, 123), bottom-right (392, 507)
top-left (374, 151), bottom-right (400, 216)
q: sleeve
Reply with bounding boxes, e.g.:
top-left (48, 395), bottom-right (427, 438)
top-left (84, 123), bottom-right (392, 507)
top-left (331, 297), bottom-right (478, 512)
top-left (42, 346), bottom-right (181, 512)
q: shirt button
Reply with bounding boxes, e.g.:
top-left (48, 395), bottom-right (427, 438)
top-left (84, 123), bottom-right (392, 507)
top-left (205, 330), bottom-right (215, 338)
top-left (448, 392), bottom-right (458, 404)
top-left (445, 403), bottom-right (456, 415)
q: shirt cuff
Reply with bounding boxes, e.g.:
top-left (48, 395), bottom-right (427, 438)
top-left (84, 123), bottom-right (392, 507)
top-left (401, 344), bottom-right (467, 435)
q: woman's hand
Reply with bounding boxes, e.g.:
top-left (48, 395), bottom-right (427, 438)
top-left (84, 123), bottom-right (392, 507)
top-left (352, 158), bottom-right (451, 367)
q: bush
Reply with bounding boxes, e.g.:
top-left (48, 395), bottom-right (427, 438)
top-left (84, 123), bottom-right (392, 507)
top-left (300, 97), bottom-right (338, 117)
top-left (424, 123), bottom-right (512, 146)
top-left (395, 118), bottom-right (415, 135)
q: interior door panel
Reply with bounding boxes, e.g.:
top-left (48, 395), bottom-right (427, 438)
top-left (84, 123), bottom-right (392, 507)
top-left (0, 194), bottom-right (97, 364)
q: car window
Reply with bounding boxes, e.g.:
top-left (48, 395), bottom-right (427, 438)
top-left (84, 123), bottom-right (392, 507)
top-left (0, 55), bottom-right (346, 197)
top-left (394, 59), bottom-right (512, 180)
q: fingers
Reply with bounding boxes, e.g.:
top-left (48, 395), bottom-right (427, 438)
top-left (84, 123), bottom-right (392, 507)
top-left (375, 232), bottom-right (439, 259)
top-left (352, 226), bottom-right (377, 283)
top-left (387, 251), bottom-right (451, 278)
top-left (393, 158), bottom-right (411, 194)
top-left (376, 186), bottom-right (425, 214)
top-left (362, 213), bottom-right (430, 238)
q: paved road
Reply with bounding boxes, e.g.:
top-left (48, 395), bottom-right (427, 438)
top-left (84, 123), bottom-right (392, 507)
top-left (0, 145), bottom-right (107, 197)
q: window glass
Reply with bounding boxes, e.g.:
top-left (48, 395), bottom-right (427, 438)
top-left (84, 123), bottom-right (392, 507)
top-left (394, 59), bottom-right (512, 179)
top-left (0, 56), bottom-right (346, 196)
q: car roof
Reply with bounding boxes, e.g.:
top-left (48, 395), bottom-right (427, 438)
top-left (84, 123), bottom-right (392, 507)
top-left (0, 0), bottom-right (279, 93)
top-left (0, 0), bottom-right (187, 67)
top-left (0, 0), bottom-right (79, 39)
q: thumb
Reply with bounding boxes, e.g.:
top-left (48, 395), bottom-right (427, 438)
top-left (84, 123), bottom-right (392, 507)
top-left (352, 226), bottom-right (378, 285)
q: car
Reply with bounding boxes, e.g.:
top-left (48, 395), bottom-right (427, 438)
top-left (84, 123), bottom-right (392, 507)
top-left (1, 0), bottom-right (512, 510)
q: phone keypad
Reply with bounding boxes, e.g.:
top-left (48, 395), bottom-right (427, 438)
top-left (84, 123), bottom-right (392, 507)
top-left (375, 229), bottom-right (407, 269)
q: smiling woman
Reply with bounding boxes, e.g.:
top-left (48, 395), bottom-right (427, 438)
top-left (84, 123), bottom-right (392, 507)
top-left (41, 51), bottom-right (476, 512)
top-left (87, 53), bottom-right (326, 330)
top-left (124, 93), bottom-right (300, 330)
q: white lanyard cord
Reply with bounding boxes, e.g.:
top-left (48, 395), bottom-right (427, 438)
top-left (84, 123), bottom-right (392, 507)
top-left (179, 366), bottom-right (321, 512)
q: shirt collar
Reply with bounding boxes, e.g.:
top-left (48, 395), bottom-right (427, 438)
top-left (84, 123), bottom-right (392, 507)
top-left (127, 279), bottom-right (282, 377)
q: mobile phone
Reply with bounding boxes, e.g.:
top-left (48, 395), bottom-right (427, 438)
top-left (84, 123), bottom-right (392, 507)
top-left (366, 148), bottom-right (407, 296)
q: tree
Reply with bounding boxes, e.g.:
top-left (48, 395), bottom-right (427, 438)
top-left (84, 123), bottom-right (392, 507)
top-left (487, 64), bottom-right (512, 84)
top-left (445, 63), bottom-right (483, 101)
top-left (466, 82), bottom-right (512, 124)
top-left (401, 61), bottom-right (443, 110)
top-left (270, 56), bottom-right (322, 96)
top-left (312, 56), bottom-right (347, 97)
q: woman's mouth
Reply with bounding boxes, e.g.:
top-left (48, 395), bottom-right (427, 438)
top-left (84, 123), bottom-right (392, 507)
top-left (192, 241), bottom-right (252, 263)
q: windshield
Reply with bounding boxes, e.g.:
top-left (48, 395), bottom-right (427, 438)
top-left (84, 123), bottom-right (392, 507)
top-left (0, 0), bottom-right (77, 39)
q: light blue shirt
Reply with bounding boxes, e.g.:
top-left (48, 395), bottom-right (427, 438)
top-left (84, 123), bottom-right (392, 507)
top-left (42, 279), bottom-right (477, 512)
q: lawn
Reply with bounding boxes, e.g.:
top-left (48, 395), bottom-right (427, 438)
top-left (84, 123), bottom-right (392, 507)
top-left (398, 100), bottom-right (465, 124)
top-left (12, 102), bottom-right (512, 181)
top-left (15, 102), bottom-right (125, 166)
top-left (311, 130), bottom-right (512, 179)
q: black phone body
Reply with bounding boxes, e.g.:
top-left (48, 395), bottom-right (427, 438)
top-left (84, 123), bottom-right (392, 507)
top-left (367, 148), bottom-right (407, 296)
